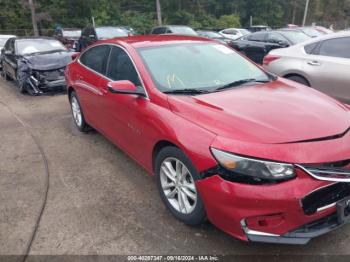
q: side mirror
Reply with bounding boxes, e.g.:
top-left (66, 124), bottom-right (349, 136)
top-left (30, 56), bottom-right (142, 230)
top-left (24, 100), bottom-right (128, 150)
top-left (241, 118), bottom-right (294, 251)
top-left (108, 80), bottom-right (146, 97)
top-left (278, 40), bottom-right (289, 47)
top-left (71, 52), bottom-right (80, 60)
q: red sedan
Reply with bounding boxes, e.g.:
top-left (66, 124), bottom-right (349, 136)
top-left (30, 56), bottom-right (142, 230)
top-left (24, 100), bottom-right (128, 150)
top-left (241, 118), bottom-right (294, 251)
top-left (65, 35), bottom-right (350, 244)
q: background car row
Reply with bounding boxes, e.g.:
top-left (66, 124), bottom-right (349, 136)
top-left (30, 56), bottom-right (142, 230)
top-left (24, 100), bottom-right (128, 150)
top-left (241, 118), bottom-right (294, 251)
top-left (1, 23), bottom-right (348, 104)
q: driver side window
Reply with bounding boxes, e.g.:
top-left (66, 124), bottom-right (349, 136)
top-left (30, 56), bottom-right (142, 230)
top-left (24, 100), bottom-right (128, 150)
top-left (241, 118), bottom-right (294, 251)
top-left (267, 33), bottom-right (286, 44)
top-left (106, 46), bottom-right (141, 86)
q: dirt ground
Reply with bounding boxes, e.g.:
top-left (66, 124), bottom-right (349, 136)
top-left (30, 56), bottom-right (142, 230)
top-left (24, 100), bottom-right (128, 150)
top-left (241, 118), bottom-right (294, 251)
top-left (1, 77), bottom-right (350, 259)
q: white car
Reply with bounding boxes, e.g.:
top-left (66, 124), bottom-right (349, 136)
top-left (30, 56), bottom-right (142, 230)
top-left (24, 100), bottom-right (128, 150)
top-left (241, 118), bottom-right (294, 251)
top-left (263, 31), bottom-right (350, 103)
top-left (219, 28), bottom-right (250, 40)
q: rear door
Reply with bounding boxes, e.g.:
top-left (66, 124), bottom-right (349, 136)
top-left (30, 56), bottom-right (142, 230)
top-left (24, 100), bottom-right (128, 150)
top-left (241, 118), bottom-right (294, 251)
top-left (305, 37), bottom-right (350, 102)
top-left (74, 44), bottom-right (111, 127)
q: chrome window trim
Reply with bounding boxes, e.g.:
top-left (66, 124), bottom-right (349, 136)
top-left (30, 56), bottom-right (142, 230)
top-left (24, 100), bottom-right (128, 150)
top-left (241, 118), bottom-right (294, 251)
top-left (77, 43), bottom-right (149, 99)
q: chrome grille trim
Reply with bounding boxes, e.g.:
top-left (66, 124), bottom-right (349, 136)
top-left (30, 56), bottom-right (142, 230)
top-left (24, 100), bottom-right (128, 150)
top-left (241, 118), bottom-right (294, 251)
top-left (296, 164), bottom-right (350, 182)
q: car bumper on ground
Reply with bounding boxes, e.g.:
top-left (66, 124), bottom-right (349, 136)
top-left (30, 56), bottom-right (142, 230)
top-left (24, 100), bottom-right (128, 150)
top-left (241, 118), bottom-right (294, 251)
top-left (196, 168), bottom-right (350, 244)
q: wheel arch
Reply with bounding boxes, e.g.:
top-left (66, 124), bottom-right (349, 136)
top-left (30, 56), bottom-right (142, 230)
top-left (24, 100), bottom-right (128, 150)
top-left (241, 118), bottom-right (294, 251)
top-left (67, 86), bottom-right (75, 101)
top-left (283, 73), bottom-right (311, 86)
top-left (152, 140), bottom-right (180, 172)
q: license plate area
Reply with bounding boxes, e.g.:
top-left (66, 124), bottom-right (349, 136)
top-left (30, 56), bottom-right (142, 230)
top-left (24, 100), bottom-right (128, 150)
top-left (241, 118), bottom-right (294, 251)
top-left (337, 197), bottom-right (350, 224)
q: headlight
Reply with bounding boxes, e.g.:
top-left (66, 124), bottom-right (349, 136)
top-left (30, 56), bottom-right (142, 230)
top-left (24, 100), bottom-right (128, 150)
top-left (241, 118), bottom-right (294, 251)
top-left (211, 148), bottom-right (296, 181)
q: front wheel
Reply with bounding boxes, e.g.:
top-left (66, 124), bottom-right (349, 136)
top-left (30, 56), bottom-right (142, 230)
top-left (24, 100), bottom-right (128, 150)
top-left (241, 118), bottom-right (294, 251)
top-left (1, 66), bottom-right (11, 81)
top-left (155, 146), bottom-right (206, 226)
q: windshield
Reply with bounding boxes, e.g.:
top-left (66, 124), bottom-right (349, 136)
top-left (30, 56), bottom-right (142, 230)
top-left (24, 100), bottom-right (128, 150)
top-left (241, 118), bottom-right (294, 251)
top-left (200, 31), bottom-right (222, 38)
top-left (238, 29), bottom-right (250, 35)
top-left (138, 43), bottom-right (269, 92)
top-left (169, 26), bottom-right (198, 36)
top-left (281, 31), bottom-right (311, 44)
top-left (96, 27), bottom-right (128, 39)
top-left (16, 39), bottom-right (66, 55)
top-left (0, 38), bottom-right (9, 47)
top-left (62, 30), bottom-right (81, 37)
top-left (301, 28), bottom-right (322, 37)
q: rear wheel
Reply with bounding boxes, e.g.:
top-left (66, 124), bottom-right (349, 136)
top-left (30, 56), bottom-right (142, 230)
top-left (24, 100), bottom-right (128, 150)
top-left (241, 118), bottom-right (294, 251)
top-left (70, 91), bottom-right (90, 132)
top-left (155, 146), bottom-right (206, 226)
top-left (286, 75), bottom-right (310, 87)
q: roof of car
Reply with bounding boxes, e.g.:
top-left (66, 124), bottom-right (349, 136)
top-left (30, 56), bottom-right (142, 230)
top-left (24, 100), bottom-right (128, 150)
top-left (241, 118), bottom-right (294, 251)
top-left (0, 35), bottom-right (16, 38)
top-left (13, 36), bottom-right (57, 41)
top-left (98, 34), bottom-right (214, 49)
top-left (295, 31), bottom-right (350, 46)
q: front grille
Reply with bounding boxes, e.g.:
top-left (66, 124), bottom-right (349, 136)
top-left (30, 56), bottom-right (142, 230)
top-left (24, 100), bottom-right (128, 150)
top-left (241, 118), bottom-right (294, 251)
top-left (36, 69), bottom-right (65, 82)
top-left (301, 183), bottom-right (350, 215)
top-left (298, 160), bottom-right (350, 182)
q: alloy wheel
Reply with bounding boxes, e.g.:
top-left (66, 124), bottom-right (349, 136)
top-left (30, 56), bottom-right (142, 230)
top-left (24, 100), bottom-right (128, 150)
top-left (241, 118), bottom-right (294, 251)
top-left (160, 157), bottom-right (198, 214)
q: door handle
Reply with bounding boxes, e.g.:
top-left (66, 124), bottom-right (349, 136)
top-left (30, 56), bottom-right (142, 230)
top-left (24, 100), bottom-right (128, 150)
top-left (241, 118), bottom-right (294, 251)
top-left (307, 60), bottom-right (321, 66)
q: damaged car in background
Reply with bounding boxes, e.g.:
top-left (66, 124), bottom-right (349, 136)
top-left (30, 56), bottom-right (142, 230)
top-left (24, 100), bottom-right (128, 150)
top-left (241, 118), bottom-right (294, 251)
top-left (1, 37), bottom-right (73, 95)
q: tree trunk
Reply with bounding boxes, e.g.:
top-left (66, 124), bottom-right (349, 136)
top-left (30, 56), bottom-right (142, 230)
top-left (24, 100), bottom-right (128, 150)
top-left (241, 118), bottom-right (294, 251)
top-left (156, 0), bottom-right (162, 26)
top-left (28, 0), bottom-right (39, 36)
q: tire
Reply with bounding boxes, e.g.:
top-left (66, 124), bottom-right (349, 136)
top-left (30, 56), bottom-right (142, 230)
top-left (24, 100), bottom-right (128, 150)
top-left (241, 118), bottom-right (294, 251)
top-left (286, 75), bottom-right (310, 87)
top-left (16, 77), bottom-right (27, 94)
top-left (155, 146), bottom-right (206, 226)
top-left (69, 91), bottom-right (90, 132)
top-left (2, 67), bottom-right (11, 81)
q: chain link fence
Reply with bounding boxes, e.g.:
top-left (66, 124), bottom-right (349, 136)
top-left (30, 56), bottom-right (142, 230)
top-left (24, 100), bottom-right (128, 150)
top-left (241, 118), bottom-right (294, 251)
top-left (0, 28), bottom-right (56, 37)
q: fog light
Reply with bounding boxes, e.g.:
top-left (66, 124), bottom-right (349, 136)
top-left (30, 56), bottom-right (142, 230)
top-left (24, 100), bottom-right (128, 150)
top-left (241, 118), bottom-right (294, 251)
top-left (245, 213), bottom-right (285, 230)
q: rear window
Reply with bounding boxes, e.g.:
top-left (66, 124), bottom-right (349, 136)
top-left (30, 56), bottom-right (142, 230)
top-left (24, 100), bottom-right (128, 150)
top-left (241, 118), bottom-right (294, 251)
top-left (304, 42), bottom-right (319, 54)
top-left (80, 45), bottom-right (111, 74)
top-left (96, 27), bottom-right (128, 39)
top-left (280, 31), bottom-right (310, 44)
top-left (319, 37), bottom-right (350, 59)
top-left (247, 33), bottom-right (267, 42)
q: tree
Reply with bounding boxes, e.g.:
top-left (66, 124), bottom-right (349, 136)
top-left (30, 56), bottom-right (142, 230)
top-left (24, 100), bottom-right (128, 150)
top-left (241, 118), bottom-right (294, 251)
top-left (216, 14), bottom-right (240, 28)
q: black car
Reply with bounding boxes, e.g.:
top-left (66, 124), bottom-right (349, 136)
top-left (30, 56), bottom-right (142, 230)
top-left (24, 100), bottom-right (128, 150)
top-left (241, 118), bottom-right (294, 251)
top-left (1, 37), bottom-right (73, 95)
top-left (232, 30), bottom-right (311, 64)
top-left (54, 28), bottom-right (81, 50)
top-left (77, 26), bottom-right (129, 51)
top-left (196, 30), bottom-right (234, 46)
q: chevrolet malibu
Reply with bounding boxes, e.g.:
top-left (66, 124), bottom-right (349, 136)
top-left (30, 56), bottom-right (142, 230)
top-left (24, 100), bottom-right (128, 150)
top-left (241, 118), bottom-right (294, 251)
top-left (65, 35), bottom-right (350, 244)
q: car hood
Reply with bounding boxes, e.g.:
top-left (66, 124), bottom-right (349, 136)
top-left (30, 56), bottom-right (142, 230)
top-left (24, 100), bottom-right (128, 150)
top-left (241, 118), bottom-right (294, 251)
top-left (168, 79), bottom-right (350, 144)
top-left (23, 51), bottom-right (73, 71)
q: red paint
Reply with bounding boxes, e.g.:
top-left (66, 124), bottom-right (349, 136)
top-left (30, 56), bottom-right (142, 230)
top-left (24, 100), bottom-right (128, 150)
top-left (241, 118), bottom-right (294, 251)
top-left (65, 35), bottom-right (350, 242)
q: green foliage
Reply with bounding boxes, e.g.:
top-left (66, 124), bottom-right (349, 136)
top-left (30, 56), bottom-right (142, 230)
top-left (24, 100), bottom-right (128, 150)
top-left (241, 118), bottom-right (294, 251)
top-left (0, 0), bottom-right (349, 34)
top-left (216, 14), bottom-right (241, 28)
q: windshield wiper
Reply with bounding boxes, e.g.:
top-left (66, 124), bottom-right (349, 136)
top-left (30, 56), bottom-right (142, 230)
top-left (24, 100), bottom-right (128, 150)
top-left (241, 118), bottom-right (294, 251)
top-left (214, 78), bottom-right (271, 91)
top-left (25, 49), bottom-right (66, 56)
top-left (163, 89), bottom-right (209, 95)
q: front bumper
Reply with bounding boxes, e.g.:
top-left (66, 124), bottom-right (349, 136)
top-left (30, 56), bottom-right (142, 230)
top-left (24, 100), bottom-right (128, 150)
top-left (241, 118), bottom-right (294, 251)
top-left (242, 212), bottom-right (347, 244)
top-left (196, 168), bottom-right (350, 244)
top-left (28, 75), bottom-right (66, 94)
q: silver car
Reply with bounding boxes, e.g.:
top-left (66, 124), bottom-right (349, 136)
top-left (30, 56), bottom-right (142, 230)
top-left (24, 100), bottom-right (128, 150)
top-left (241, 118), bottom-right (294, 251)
top-left (263, 31), bottom-right (350, 103)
